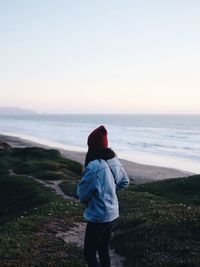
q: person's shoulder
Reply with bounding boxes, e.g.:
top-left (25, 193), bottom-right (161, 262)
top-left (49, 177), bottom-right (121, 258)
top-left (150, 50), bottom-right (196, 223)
top-left (88, 158), bottom-right (117, 171)
top-left (107, 157), bottom-right (122, 166)
top-left (87, 159), bottom-right (104, 170)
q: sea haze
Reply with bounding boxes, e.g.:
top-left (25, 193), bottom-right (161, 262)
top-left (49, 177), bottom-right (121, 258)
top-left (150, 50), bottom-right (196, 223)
top-left (0, 114), bottom-right (200, 173)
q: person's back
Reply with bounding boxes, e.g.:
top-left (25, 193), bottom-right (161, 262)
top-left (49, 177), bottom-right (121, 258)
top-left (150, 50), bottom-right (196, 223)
top-left (78, 157), bottom-right (129, 223)
top-left (77, 125), bottom-right (129, 267)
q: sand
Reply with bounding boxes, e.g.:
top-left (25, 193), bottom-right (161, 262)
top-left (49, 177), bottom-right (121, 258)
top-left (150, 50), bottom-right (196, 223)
top-left (0, 134), bottom-right (193, 183)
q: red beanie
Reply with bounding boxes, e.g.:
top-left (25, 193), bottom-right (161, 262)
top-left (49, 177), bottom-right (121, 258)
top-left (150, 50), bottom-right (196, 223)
top-left (87, 125), bottom-right (108, 151)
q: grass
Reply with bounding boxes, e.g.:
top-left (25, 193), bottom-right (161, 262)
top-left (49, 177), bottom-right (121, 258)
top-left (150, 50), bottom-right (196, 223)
top-left (0, 175), bottom-right (86, 266)
top-left (0, 174), bottom-right (52, 224)
top-left (60, 180), bottom-right (78, 198)
top-left (132, 175), bottom-right (200, 205)
top-left (0, 146), bottom-right (86, 267)
top-left (2, 146), bottom-right (83, 181)
top-left (112, 175), bottom-right (200, 267)
top-left (1, 144), bottom-right (200, 266)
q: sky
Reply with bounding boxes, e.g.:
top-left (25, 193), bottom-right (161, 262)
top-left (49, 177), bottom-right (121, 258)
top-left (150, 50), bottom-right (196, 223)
top-left (0, 0), bottom-right (200, 114)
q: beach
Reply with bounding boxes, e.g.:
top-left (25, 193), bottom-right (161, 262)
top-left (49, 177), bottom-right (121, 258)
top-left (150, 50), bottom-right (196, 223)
top-left (0, 134), bottom-right (193, 183)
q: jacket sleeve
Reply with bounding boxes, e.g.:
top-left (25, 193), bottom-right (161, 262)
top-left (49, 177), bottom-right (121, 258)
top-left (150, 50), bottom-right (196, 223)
top-left (116, 168), bottom-right (130, 191)
top-left (77, 166), bottom-right (98, 204)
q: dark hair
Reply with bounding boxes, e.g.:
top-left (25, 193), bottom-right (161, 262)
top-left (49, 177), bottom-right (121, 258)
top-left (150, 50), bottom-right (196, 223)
top-left (85, 148), bottom-right (116, 167)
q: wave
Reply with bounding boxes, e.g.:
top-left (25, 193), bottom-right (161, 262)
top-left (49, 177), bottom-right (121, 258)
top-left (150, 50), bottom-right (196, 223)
top-left (127, 142), bottom-right (200, 152)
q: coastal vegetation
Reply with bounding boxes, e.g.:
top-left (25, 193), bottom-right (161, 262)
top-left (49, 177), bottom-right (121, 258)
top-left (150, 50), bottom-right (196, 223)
top-left (0, 144), bottom-right (200, 266)
top-left (113, 176), bottom-right (200, 266)
top-left (0, 145), bottom-right (85, 267)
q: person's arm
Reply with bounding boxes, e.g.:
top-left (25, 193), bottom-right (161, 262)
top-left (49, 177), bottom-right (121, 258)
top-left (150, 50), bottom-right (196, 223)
top-left (116, 168), bottom-right (130, 191)
top-left (77, 166), bottom-right (97, 204)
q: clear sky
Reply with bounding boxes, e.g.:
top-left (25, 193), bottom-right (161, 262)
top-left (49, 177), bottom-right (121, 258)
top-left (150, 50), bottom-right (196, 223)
top-left (0, 0), bottom-right (200, 114)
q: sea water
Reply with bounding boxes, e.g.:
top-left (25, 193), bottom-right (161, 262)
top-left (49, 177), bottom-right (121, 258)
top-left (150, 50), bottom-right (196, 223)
top-left (0, 114), bottom-right (200, 173)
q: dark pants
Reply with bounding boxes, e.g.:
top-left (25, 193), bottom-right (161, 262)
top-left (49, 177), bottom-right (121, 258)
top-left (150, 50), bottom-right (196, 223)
top-left (84, 220), bottom-right (116, 267)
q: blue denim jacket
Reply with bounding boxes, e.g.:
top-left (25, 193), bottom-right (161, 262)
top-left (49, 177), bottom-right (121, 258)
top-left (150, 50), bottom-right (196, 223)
top-left (77, 157), bottom-right (130, 223)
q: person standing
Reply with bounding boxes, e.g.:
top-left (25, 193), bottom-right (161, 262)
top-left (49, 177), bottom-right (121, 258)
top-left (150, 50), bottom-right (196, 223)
top-left (77, 125), bottom-right (129, 267)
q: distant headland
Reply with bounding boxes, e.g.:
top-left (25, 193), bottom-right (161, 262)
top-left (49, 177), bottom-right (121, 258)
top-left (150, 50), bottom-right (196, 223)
top-left (0, 107), bottom-right (37, 115)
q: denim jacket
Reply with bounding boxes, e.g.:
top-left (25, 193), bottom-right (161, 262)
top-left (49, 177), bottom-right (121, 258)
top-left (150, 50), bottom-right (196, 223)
top-left (77, 157), bottom-right (130, 223)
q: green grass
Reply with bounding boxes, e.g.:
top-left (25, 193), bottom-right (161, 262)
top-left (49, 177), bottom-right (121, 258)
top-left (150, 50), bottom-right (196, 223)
top-left (0, 174), bottom-right (52, 224)
top-left (12, 147), bottom-right (62, 160)
top-left (1, 145), bottom-right (200, 266)
top-left (55, 157), bottom-right (83, 176)
top-left (0, 174), bottom-right (86, 266)
top-left (0, 146), bottom-right (86, 267)
top-left (0, 146), bottom-right (83, 181)
top-left (60, 180), bottom-right (78, 198)
top-left (112, 175), bottom-right (200, 267)
top-left (34, 170), bottom-right (69, 180)
top-left (132, 175), bottom-right (200, 205)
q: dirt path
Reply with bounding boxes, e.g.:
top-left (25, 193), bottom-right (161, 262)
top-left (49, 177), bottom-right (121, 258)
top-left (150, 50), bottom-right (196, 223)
top-left (56, 222), bottom-right (124, 267)
top-left (30, 178), bottom-right (77, 201)
top-left (38, 178), bottom-right (124, 267)
top-left (9, 170), bottom-right (124, 267)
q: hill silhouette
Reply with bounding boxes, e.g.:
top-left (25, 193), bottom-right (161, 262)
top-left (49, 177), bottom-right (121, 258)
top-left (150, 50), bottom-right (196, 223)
top-left (0, 107), bottom-right (37, 115)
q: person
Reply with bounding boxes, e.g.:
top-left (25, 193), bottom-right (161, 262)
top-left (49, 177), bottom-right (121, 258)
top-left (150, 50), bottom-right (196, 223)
top-left (77, 125), bottom-right (129, 267)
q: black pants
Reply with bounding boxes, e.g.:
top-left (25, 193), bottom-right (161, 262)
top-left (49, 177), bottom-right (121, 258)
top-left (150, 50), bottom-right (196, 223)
top-left (84, 220), bottom-right (116, 267)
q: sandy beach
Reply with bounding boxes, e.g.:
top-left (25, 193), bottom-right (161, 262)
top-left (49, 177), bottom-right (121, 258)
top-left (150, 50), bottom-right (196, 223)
top-left (0, 134), bottom-right (193, 183)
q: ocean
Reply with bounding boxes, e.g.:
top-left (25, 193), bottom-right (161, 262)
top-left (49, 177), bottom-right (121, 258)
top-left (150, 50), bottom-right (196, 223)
top-left (0, 114), bottom-right (200, 173)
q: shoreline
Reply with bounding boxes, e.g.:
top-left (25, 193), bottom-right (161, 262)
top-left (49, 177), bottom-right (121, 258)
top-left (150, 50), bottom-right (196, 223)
top-left (0, 134), bottom-right (194, 183)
